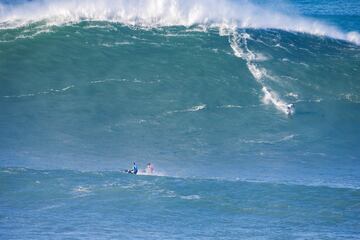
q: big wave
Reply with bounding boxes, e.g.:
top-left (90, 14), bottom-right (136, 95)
top-left (0, 0), bottom-right (359, 45)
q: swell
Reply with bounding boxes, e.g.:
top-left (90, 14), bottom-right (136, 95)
top-left (0, 0), bottom-right (359, 45)
top-left (1, 21), bottom-right (360, 186)
top-left (3, 23), bottom-right (358, 115)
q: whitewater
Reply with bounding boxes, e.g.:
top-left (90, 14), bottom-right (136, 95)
top-left (1, 0), bottom-right (360, 239)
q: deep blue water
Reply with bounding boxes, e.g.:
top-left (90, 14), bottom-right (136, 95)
top-left (0, 0), bottom-right (360, 239)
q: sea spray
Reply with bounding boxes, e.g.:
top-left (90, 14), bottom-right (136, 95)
top-left (0, 0), bottom-right (359, 44)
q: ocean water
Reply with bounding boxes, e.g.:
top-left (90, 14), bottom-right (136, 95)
top-left (1, 0), bottom-right (360, 239)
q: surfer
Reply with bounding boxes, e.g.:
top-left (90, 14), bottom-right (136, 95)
top-left (146, 163), bottom-right (154, 174)
top-left (286, 104), bottom-right (294, 115)
top-left (126, 162), bottom-right (138, 174)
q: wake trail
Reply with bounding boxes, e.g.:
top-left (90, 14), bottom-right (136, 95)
top-left (229, 30), bottom-right (293, 115)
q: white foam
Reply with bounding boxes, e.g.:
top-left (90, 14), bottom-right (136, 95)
top-left (0, 0), bottom-right (359, 45)
top-left (137, 170), bottom-right (166, 177)
top-left (187, 104), bottom-right (206, 112)
top-left (73, 186), bottom-right (91, 194)
top-left (240, 134), bottom-right (296, 144)
top-left (3, 85), bottom-right (74, 98)
top-left (262, 86), bottom-right (291, 114)
top-left (230, 32), bottom-right (292, 115)
top-left (99, 41), bottom-right (133, 47)
top-left (90, 78), bottom-right (127, 84)
top-left (218, 104), bottom-right (243, 109)
top-left (339, 93), bottom-right (360, 103)
top-left (13, 28), bottom-right (53, 41)
top-left (286, 92), bottom-right (299, 99)
top-left (83, 23), bottom-right (117, 30)
top-left (166, 104), bottom-right (206, 115)
top-left (180, 195), bottom-right (201, 200)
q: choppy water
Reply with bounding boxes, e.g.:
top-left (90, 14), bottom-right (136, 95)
top-left (1, 168), bottom-right (360, 239)
top-left (1, 0), bottom-right (360, 239)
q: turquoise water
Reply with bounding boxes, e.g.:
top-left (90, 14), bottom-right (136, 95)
top-left (1, 0), bottom-right (360, 239)
top-left (1, 168), bottom-right (360, 239)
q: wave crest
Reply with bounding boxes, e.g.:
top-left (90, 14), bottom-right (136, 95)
top-left (0, 0), bottom-right (359, 45)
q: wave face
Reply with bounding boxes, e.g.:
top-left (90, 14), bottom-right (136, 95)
top-left (1, 21), bottom-right (360, 185)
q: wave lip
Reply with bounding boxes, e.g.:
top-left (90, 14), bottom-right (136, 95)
top-left (0, 0), bottom-right (359, 45)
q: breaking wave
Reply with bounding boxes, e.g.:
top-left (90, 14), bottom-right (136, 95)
top-left (0, 0), bottom-right (359, 45)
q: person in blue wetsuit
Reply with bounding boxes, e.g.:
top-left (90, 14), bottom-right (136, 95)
top-left (127, 162), bottom-right (138, 174)
top-left (132, 162), bottom-right (138, 175)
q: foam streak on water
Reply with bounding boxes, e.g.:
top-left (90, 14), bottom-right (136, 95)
top-left (229, 31), bottom-right (291, 114)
